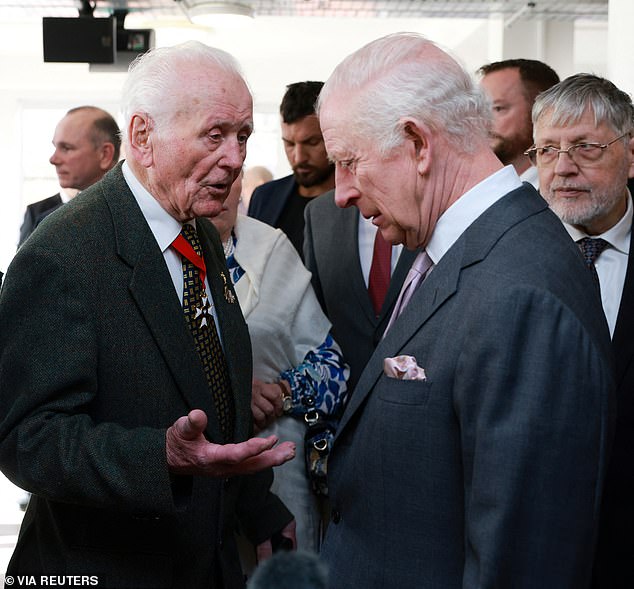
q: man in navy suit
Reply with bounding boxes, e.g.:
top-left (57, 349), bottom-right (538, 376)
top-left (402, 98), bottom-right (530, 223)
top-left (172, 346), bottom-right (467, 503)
top-left (18, 105), bottom-right (120, 246)
top-left (317, 33), bottom-right (614, 588)
top-left (248, 81), bottom-right (334, 258)
top-left (529, 73), bottom-right (634, 589)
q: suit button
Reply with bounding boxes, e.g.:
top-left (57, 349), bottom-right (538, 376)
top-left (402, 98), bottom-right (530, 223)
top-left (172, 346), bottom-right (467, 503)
top-left (331, 509), bottom-right (341, 524)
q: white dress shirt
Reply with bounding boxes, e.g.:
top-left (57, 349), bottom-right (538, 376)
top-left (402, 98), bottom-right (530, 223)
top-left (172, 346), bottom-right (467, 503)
top-left (520, 165), bottom-right (539, 190)
top-left (426, 165), bottom-right (523, 266)
top-left (121, 161), bottom-right (224, 336)
top-left (561, 194), bottom-right (632, 337)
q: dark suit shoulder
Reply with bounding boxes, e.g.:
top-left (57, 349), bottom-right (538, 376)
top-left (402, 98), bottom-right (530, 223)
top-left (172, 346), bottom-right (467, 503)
top-left (247, 175), bottom-right (296, 225)
top-left (305, 189), bottom-right (337, 218)
top-left (18, 194), bottom-right (64, 247)
top-left (27, 194), bottom-right (63, 216)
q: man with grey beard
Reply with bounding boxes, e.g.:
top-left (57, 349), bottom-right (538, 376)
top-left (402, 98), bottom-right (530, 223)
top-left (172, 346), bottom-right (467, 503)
top-left (529, 73), bottom-right (634, 589)
top-left (248, 81), bottom-right (334, 259)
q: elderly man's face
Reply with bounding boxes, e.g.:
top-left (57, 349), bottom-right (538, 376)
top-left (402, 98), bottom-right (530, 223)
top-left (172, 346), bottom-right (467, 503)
top-left (535, 107), bottom-right (633, 235)
top-left (321, 108), bottom-right (426, 249)
top-left (147, 68), bottom-right (253, 222)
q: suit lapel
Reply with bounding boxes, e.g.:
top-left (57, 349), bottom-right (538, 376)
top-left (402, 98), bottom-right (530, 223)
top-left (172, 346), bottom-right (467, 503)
top-left (102, 165), bottom-right (219, 435)
top-left (376, 247), bottom-right (418, 333)
top-left (271, 177), bottom-right (297, 225)
top-left (335, 184), bottom-right (547, 439)
top-left (339, 207), bottom-right (377, 322)
top-left (337, 203), bottom-right (415, 325)
top-left (336, 242), bottom-right (462, 436)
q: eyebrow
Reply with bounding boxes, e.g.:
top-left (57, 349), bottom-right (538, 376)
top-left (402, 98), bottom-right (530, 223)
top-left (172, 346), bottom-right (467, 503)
top-left (537, 132), bottom-right (602, 145)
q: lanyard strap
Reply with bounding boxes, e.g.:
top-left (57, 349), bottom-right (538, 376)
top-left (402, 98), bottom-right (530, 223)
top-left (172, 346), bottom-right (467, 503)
top-left (172, 232), bottom-right (207, 286)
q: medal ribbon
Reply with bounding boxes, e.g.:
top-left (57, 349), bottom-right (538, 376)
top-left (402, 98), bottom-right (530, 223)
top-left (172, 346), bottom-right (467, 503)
top-left (172, 232), bottom-right (207, 286)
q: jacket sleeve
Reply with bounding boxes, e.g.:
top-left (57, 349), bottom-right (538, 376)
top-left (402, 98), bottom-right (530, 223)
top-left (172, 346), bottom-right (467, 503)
top-left (235, 469), bottom-right (294, 545)
top-left (0, 242), bottom-right (176, 516)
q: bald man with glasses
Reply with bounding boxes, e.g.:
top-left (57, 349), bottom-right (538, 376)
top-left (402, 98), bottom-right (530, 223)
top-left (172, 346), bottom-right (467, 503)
top-left (531, 73), bottom-right (634, 589)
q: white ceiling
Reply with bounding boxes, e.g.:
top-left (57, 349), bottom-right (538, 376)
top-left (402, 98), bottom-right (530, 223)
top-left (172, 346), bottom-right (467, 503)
top-left (2, 1), bottom-right (610, 22)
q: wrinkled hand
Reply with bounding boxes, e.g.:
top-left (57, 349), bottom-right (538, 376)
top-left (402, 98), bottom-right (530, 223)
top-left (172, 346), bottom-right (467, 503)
top-left (256, 518), bottom-right (297, 562)
top-left (166, 409), bottom-right (295, 476)
top-left (251, 379), bottom-right (285, 431)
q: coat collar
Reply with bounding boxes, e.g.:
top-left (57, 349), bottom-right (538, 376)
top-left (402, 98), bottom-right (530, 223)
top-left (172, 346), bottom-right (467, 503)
top-left (101, 163), bottom-right (251, 442)
top-left (336, 184), bottom-right (547, 437)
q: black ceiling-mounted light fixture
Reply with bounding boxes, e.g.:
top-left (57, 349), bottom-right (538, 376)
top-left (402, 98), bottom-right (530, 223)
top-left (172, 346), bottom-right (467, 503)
top-left (78, 0), bottom-right (97, 17)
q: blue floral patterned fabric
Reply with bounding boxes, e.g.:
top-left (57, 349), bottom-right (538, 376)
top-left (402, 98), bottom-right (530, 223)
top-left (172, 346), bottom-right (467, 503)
top-left (226, 242), bottom-right (349, 418)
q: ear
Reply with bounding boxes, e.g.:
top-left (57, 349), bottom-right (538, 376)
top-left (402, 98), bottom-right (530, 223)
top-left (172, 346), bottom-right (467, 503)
top-left (627, 134), bottom-right (634, 180)
top-left (127, 113), bottom-right (154, 168)
top-left (98, 142), bottom-right (116, 171)
top-left (400, 118), bottom-right (432, 175)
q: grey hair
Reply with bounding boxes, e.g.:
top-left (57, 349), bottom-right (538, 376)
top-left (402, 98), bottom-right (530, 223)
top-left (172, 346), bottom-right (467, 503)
top-left (120, 41), bottom-right (245, 143)
top-left (317, 32), bottom-right (491, 156)
top-left (532, 73), bottom-right (634, 136)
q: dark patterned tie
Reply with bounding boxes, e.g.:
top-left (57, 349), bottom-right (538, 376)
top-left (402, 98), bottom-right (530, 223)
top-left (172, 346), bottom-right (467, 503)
top-left (577, 237), bottom-right (610, 284)
top-left (368, 230), bottom-right (392, 316)
top-left (178, 224), bottom-right (235, 442)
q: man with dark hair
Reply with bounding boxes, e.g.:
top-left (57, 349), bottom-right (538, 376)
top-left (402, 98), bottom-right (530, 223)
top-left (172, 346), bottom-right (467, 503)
top-left (248, 81), bottom-right (334, 257)
top-left (478, 59), bottom-right (559, 188)
top-left (18, 105), bottom-right (121, 246)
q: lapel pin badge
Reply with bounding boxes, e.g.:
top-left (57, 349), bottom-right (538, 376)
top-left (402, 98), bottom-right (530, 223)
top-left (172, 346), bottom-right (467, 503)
top-left (221, 272), bottom-right (236, 304)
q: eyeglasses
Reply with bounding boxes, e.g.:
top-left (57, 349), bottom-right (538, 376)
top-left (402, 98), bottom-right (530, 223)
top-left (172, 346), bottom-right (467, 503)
top-left (524, 132), bottom-right (630, 167)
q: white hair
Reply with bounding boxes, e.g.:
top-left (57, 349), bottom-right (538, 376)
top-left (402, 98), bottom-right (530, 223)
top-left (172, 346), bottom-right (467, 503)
top-left (318, 32), bottom-right (491, 156)
top-left (120, 41), bottom-right (246, 145)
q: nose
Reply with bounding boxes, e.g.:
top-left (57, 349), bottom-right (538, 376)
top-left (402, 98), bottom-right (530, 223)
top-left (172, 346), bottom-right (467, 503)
top-left (49, 148), bottom-right (60, 166)
top-left (291, 143), bottom-right (308, 164)
top-left (334, 169), bottom-right (359, 209)
top-left (553, 150), bottom-right (578, 176)
top-left (220, 137), bottom-right (246, 172)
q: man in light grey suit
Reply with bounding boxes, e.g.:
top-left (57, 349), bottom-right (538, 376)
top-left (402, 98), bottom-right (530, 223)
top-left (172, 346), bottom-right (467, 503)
top-left (317, 33), bottom-right (615, 588)
top-left (304, 190), bottom-right (416, 392)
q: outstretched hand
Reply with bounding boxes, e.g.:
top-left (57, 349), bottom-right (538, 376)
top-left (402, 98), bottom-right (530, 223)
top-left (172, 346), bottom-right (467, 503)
top-left (166, 409), bottom-right (296, 477)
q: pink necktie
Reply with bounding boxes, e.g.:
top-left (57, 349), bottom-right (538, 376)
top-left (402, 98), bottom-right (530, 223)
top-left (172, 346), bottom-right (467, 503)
top-left (368, 230), bottom-right (392, 316)
top-left (384, 251), bottom-right (433, 334)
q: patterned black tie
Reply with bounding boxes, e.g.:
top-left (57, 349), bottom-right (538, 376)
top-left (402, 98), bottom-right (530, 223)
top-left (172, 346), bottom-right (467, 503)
top-left (577, 237), bottom-right (610, 284)
top-left (178, 224), bottom-right (235, 442)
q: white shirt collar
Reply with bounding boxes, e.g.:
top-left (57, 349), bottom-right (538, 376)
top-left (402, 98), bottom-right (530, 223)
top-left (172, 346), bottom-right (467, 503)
top-left (426, 165), bottom-right (523, 264)
top-left (520, 165), bottom-right (539, 190)
top-left (121, 160), bottom-right (185, 252)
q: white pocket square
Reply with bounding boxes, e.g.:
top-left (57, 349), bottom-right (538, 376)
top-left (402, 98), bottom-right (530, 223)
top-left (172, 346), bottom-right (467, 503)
top-left (383, 355), bottom-right (427, 381)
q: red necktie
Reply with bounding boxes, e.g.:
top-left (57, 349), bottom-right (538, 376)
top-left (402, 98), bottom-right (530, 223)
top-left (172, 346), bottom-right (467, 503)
top-left (368, 229), bottom-right (392, 316)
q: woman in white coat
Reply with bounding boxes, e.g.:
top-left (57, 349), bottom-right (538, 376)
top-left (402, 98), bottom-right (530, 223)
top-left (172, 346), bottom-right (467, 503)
top-left (211, 174), bottom-right (349, 556)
